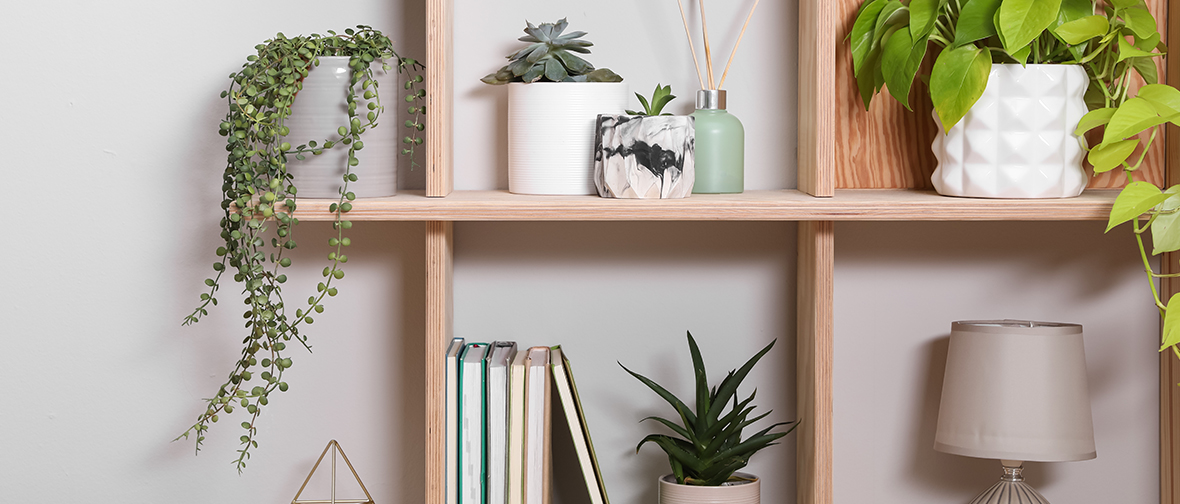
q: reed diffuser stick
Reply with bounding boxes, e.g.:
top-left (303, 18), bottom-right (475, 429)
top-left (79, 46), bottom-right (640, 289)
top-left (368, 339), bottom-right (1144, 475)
top-left (676, 0), bottom-right (706, 90)
top-left (718, 0), bottom-right (760, 90)
top-left (699, 0), bottom-right (716, 89)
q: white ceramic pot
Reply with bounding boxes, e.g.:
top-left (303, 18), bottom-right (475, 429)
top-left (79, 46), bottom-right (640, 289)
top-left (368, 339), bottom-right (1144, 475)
top-left (657, 473), bottom-right (760, 504)
top-left (508, 82), bottom-right (628, 195)
top-left (593, 114), bottom-right (696, 198)
top-left (284, 56), bottom-right (398, 198)
top-left (931, 64), bottom-right (1088, 199)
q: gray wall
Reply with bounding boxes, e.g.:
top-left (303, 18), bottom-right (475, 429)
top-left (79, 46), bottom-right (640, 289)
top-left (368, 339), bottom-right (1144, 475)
top-left (0, 0), bottom-right (1161, 503)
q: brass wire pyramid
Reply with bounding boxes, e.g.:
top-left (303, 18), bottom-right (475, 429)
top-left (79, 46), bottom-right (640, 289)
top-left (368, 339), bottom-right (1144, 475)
top-left (291, 440), bottom-right (375, 504)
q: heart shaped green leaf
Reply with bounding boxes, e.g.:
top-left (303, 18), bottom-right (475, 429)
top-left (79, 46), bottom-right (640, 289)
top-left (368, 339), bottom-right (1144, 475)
top-left (930, 45), bottom-right (992, 133)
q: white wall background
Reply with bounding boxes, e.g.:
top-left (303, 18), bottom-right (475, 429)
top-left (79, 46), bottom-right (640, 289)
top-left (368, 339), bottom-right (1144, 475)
top-left (0, 1), bottom-right (1162, 504)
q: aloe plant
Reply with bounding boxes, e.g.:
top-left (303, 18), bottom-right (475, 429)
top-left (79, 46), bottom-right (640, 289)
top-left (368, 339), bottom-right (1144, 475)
top-left (620, 332), bottom-right (798, 486)
top-left (481, 18), bottom-right (622, 84)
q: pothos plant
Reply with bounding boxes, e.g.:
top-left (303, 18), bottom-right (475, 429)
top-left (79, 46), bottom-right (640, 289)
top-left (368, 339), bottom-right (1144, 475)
top-left (851, 0), bottom-right (1164, 140)
top-left (177, 26), bottom-right (425, 471)
top-left (619, 332), bottom-right (798, 486)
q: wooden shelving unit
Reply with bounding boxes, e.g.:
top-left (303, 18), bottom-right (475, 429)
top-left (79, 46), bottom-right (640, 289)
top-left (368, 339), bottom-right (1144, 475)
top-left (410, 1), bottom-right (1180, 504)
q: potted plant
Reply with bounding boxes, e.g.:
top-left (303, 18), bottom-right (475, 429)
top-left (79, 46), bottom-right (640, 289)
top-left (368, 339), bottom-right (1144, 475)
top-left (851, 0), bottom-right (1163, 198)
top-left (177, 26), bottom-right (424, 471)
top-left (619, 332), bottom-right (798, 504)
top-left (482, 18), bottom-right (627, 195)
top-left (594, 84), bottom-right (696, 199)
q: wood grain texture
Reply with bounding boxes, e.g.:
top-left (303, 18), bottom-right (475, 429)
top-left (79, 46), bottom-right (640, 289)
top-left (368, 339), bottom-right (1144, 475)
top-left (833, 0), bottom-right (938, 190)
top-left (285, 189), bottom-right (1121, 222)
top-left (425, 221), bottom-right (453, 504)
top-left (797, 221), bottom-right (834, 504)
top-left (426, 0), bottom-right (454, 197)
top-left (799, 0), bottom-right (835, 197)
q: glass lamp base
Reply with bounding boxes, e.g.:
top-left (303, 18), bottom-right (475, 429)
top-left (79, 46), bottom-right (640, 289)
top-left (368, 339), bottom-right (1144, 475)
top-left (968, 462), bottom-right (1049, 504)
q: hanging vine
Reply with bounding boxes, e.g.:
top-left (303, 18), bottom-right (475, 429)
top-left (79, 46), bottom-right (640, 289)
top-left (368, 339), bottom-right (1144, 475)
top-left (177, 26), bottom-right (424, 471)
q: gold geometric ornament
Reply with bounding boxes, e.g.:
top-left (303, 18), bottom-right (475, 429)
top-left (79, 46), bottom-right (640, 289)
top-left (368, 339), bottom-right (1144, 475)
top-left (291, 440), bottom-right (375, 504)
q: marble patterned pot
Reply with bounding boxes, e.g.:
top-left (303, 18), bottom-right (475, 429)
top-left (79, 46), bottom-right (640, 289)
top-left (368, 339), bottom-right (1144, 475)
top-left (931, 64), bottom-right (1088, 199)
top-left (284, 56), bottom-right (399, 198)
top-left (508, 82), bottom-right (629, 195)
top-left (593, 114), bottom-right (695, 198)
top-left (658, 473), bottom-right (759, 504)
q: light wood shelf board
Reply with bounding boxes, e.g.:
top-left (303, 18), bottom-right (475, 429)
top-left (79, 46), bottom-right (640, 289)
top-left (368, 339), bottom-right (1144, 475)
top-left (286, 189), bottom-right (1121, 222)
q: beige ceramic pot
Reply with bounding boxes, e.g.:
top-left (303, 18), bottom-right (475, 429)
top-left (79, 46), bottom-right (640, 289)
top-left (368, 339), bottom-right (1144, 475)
top-left (657, 473), bottom-right (760, 504)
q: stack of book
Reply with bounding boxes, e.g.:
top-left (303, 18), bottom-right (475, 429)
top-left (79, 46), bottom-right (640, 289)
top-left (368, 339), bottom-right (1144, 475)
top-left (445, 339), bottom-right (609, 504)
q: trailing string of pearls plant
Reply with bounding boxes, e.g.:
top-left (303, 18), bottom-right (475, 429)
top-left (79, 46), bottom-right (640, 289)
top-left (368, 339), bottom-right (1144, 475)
top-left (177, 25), bottom-right (425, 471)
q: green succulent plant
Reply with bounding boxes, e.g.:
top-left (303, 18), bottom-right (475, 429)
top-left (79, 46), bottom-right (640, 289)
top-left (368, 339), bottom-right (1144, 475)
top-left (626, 84), bottom-right (676, 116)
top-left (620, 331), bottom-right (798, 486)
top-left (481, 18), bottom-right (622, 84)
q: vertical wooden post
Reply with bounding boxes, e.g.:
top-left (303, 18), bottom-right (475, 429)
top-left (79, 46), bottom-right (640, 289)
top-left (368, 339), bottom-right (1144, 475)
top-left (1163, 2), bottom-right (1179, 502)
top-left (426, 221), bottom-right (454, 504)
top-left (798, 0), bottom-right (835, 197)
top-left (798, 221), bottom-right (835, 504)
top-left (426, 0), bottom-right (454, 197)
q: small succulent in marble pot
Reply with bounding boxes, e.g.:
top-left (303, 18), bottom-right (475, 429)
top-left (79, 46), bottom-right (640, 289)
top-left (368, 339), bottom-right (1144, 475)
top-left (595, 84), bottom-right (695, 199)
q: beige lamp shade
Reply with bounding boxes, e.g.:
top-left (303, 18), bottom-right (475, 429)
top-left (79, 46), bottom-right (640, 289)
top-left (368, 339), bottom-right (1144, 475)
top-left (934, 320), bottom-right (1096, 462)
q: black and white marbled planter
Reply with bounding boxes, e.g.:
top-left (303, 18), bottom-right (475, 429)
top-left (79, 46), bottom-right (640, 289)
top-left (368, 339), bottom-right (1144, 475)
top-left (593, 115), bottom-right (695, 199)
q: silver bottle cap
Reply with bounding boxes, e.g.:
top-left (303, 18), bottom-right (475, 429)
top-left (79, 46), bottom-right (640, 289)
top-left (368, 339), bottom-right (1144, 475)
top-left (696, 89), bottom-right (727, 110)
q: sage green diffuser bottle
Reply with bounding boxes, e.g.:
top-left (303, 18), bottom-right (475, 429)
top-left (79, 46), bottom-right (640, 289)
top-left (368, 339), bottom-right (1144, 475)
top-left (691, 89), bottom-right (744, 194)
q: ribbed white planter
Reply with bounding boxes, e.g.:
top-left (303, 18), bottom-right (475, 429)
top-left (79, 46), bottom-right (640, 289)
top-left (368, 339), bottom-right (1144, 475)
top-left (283, 56), bottom-right (398, 198)
top-left (931, 64), bottom-right (1088, 199)
top-left (508, 82), bottom-right (628, 195)
top-left (658, 473), bottom-right (760, 504)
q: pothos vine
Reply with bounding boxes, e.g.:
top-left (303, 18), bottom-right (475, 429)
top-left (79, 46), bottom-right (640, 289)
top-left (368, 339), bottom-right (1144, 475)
top-left (177, 26), bottom-right (425, 471)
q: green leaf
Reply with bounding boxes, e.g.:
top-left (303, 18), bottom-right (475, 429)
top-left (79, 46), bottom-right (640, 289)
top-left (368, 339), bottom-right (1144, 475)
top-left (953, 0), bottom-right (1002, 46)
top-left (1151, 195), bottom-right (1180, 254)
top-left (687, 332), bottom-right (711, 436)
top-left (856, 46), bottom-right (885, 109)
top-left (851, 0), bottom-right (889, 75)
top-left (1163, 293), bottom-right (1180, 351)
top-left (1108, 0), bottom-right (1140, 8)
top-left (1118, 37), bottom-right (1157, 62)
top-left (1052, 16), bottom-right (1109, 44)
top-left (882, 28), bottom-right (929, 110)
top-left (1103, 97), bottom-right (1168, 144)
top-left (1075, 107), bottom-right (1116, 136)
top-left (908, 0), bottom-right (945, 39)
top-left (997, 0), bottom-right (1062, 53)
top-left (1123, 7), bottom-right (1159, 39)
top-left (930, 45), bottom-right (992, 133)
top-left (1056, 0), bottom-right (1094, 25)
top-left (621, 363), bottom-right (698, 430)
top-left (702, 340), bottom-right (776, 428)
top-left (874, 1), bottom-right (909, 38)
top-left (1137, 84), bottom-right (1180, 115)
top-left (1106, 181), bottom-right (1166, 232)
top-left (1131, 57), bottom-right (1160, 85)
top-left (640, 415), bottom-right (696, 442)
top-left (1134, 32), bottom-right (1162, 52)
top-left (637, 434), bottom-right (706, 473)
top-left (1089, 138), bottom-right (1140, 173)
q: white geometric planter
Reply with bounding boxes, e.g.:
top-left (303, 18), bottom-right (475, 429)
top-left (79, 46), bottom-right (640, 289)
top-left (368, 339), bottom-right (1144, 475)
top-left (593, 114), bottom-right (695, 198)
top-left (658, 473), bottom-right (760, 504)
top-left (284, 56), bottom-right (399, 198)
top-left (931, 64), bottom-right (1088, 199)
top-left (508, 82), bottom-right (628, 195)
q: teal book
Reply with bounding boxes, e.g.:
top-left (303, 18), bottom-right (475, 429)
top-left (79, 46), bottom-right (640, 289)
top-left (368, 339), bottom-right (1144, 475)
top-left (459, 343), bottom-right (489, 504)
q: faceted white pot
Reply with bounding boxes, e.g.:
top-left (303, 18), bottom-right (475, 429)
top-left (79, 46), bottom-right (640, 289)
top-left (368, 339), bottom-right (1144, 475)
top-left (284, 56), bottom-right (398, 198)
top-left (931, 64), bottom-right (1088, 199)
top-left (658, 473), bottom-right (760, 504)
top-left (508, 82), bottom-right (628, 195)
top-left (593, 114), bottom-right (695, 198)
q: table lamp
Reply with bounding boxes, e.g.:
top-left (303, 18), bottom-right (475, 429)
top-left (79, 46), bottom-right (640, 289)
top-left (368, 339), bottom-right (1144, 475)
top-left (934, 320), bottom-right (1096, 504)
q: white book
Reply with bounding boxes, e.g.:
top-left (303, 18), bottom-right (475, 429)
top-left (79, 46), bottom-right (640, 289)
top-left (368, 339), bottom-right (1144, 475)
top-left (460, 343), bottom-right (490, 504)
top-left (486, 342), bottom-right (517, 504)
top-left (446, 337), bottom-right (465, 504)
top-left (523, 347), bottom-right (551, 504)
top-left (550, 346), bottom-right (609, 504)
top-left (506, 350), bottom-right (528, 504)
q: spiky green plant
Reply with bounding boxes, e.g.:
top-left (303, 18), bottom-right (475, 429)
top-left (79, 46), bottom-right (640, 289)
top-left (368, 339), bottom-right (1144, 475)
top-left (626, 84), bottom-right (676, 116)
top-left (620, 332), bottom-right (798, 486)
top-left (481, 18), bottom-right (622, 84)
